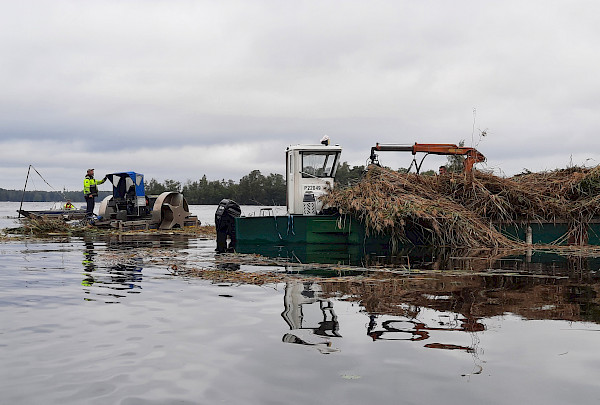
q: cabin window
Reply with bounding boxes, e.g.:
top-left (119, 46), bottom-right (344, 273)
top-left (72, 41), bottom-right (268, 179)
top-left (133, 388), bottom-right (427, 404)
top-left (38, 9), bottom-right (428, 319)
top-left (301, 152), bottom-right (339, 178)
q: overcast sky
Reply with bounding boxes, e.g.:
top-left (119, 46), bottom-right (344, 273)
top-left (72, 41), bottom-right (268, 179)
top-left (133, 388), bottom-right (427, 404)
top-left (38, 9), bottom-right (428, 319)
top-left (2, 0), bottom-right (599, 191)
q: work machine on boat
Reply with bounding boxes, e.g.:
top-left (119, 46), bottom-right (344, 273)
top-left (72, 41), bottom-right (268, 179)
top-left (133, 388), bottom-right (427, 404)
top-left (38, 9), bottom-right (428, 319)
top-left (96, 172), bottom-right (198, 230)
top-left (15, 166), bottom-right (197, 231)
top-left (231, 139), bottom-right (489, 248)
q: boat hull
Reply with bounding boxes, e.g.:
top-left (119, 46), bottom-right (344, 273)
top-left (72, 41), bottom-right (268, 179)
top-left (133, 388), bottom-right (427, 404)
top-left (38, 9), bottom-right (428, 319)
top-left (496, 220), bottom-right (600, 245)
top-left (234, 215), bottom-right (386, 244)
top-left (235, 214), bottom-right (600, 247)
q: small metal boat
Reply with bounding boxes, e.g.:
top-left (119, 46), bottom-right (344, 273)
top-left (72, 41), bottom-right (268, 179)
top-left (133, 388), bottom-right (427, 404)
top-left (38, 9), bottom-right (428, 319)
top-left (18, 202), bottom-right (88, 221)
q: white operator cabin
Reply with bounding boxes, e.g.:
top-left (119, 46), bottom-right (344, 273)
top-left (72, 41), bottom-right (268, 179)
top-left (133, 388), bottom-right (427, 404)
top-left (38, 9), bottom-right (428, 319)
top-left (286, 144), bottom-right (342, 215)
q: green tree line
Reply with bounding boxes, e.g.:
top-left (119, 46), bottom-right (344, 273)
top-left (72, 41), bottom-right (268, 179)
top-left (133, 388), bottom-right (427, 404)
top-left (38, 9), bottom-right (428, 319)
top-left (0, 188), bottom-right (110, 203)
top-left (145, 170), bottom-right (288, 205)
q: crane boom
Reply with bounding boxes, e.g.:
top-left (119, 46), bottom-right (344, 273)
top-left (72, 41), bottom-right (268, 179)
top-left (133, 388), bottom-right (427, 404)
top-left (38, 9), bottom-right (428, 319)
top-left (368, 143), bottom-right (485, 174)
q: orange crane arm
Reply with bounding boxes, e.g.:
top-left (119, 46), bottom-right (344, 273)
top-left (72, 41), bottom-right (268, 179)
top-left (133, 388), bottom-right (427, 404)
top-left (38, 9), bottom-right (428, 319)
top-left (368, 143), bottom-right (485, 174)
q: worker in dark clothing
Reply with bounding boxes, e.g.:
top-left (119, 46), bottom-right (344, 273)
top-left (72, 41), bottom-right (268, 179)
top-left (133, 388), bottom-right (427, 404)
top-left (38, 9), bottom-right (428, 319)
top-left (215, 199), bottom-right (241, 253)
top-left (83, 169), bottom-right (107, 218)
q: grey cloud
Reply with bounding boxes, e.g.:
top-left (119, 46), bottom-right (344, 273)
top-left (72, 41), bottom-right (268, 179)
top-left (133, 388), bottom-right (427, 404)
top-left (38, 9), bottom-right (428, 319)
top-left (2, 0), bottom-right (600, 191)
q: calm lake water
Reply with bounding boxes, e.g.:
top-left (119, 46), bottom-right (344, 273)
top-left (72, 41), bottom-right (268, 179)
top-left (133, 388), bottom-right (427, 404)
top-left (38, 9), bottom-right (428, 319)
top-left (2, 202), bottom-right (600, 404)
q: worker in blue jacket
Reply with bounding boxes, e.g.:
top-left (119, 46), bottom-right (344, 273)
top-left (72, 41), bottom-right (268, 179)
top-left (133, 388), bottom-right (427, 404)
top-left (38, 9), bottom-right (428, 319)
top-left (83, 169), bottom-right (107, 218)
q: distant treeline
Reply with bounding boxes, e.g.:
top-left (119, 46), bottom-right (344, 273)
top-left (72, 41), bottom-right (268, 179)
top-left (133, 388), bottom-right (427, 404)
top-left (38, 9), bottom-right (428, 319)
top-left (0, 188), bottom-right (111, 203)
top-left (147, 170), bottom-right (287, 205)
top-left (0, 163), bottom-right (368, 205)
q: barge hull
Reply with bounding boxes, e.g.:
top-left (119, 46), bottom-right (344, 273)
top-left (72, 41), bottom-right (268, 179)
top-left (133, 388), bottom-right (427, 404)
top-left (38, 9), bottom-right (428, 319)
top-left (236, 215), bottom-right (600, 246)
top-left (235, 215), bottom-right (378, 244)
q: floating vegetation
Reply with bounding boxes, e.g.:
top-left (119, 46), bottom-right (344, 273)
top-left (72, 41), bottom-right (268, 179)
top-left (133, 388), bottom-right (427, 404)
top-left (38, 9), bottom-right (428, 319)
top-left (2, 218), bottom-right (216, 239)
top-left (322, 165), bottom-right (600, 248)
top-left (3, 217), bottom-right (74, 236)
top-left (182, 267), bottom-right (287, 285)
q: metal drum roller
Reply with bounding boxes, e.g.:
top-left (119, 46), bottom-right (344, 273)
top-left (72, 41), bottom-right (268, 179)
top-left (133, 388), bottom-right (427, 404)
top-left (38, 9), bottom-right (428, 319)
top-left (151, 192), bottom-right (191, 229)
top-left (98, 195), bottom-right (115, 218)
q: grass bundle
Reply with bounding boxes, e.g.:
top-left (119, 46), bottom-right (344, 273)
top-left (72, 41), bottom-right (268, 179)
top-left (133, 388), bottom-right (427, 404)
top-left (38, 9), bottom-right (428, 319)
top-left (22, 217), bottom-right (71, 235)
top-left (322, 165), bottom-right (600, 248)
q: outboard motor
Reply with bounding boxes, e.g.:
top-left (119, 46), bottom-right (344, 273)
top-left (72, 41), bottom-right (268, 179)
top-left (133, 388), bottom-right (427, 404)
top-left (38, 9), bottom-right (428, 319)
top-left (215, 199), bottom-right (241, 253)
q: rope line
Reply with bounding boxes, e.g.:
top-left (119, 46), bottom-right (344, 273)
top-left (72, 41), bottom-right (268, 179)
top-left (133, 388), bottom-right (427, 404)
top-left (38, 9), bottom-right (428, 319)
top-left (31, 166), bottom-right (68, 198)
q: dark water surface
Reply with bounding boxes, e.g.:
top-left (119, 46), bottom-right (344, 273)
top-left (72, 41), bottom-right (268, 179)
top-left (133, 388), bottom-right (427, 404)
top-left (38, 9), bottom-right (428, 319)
top-left (2, 207), bottom-right (600, 404)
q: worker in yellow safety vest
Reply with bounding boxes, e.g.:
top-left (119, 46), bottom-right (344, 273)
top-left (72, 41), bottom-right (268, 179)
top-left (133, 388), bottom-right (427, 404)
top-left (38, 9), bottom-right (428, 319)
top-left (64, 200), bottom-right (75, 210)
top-left (83, 169), bottom-right (107, 218)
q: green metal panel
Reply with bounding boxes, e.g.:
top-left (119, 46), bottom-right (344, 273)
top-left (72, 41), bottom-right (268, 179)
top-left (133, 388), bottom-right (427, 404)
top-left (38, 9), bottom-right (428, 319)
top-left (237, 216), bottom-right (600, 247)
top-left (496, 223), bottom-right (525, 241)
top-left (497, 221), bottom-right (600, 245)
top-left (235, 214), bottom-right (376, 245)
top-left (587, 223), bottom-right (600, 245)
top-left (531, 223), bottom-right (570, 244)
top-left (498, 222), bottom-right (569, 244)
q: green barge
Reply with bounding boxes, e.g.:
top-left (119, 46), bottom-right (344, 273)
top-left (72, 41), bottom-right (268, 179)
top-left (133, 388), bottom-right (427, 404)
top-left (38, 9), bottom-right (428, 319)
top-left (232, 141), bottom-right (600, 251)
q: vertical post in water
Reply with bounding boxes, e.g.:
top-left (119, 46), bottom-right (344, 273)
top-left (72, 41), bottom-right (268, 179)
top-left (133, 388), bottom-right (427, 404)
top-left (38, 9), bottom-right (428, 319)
top-left (18, 165), bottom-right (32, 218)
top-left (526, 225), bottom-right (533, 245)
top-left (526, 224), bottom-right (533, 263)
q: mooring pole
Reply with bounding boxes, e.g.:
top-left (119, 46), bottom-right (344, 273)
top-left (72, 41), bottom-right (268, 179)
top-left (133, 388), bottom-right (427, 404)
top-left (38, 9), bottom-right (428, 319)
top-left (526, 225), bottom-right (533, 245)
top-left (18, 165), bottom-right (32, 218)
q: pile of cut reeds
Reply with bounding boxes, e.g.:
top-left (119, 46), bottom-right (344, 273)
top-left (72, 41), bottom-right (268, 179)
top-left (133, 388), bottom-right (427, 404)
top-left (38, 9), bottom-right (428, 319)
top-left (21, 217), bottom-right (72, 235)
top-left (322, 165), bottom-right (600, 248)
top-left (511, 165), bottom-right (600, 242)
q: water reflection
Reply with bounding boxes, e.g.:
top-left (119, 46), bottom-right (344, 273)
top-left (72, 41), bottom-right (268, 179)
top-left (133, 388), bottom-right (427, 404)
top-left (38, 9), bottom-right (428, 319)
top-left (237, 242), bottom-right (371, 266)
top-left (81, 237), bottom-right (144, 303)
top-left (81, 239), bottom-right (97, 287)
top-left (281, 282), bottom-right (341, 354)
top-left (279, 279), bottom-right (488, 354)
top-left (320, 272), bottom-right (600, 323)
top-left (277, 261), bottom-right (600, 363)
top-left (77, 234), bottom-right (201, 303)
top-left (101, 233), bottom-right (193, 250)
top-left (366, 315), bottom-right (483, 347)
top-left (237, 242), bottom-right (600, 277)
